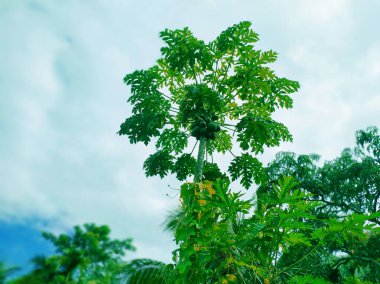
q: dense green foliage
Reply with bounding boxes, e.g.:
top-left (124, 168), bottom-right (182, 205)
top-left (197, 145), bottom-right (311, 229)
top-left (164, 175), bottom-right (378, 283)
top-left (257, 126), bottom-right (380, 282)
top-left (261, 126), bottom-right (380, 223)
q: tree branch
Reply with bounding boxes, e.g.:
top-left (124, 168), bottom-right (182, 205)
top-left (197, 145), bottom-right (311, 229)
top-left (333, 256), bottom-right (380, 269)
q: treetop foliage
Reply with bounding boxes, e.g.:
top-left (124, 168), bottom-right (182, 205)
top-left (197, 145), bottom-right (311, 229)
top-left (118, 21), bottom-right (300, 188)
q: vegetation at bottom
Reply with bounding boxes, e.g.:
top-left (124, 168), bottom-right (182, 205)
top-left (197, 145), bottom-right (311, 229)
top-left (2, 22), bottom-right (379, 283)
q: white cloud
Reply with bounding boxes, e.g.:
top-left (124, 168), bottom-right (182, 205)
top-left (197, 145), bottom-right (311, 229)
top-left (360, 43), bottom-right (380, 79)
top-left (297, 0), bottom-right (350, 24)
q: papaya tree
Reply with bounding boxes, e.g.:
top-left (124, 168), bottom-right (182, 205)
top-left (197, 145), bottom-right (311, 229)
top-left (118, 21), bottom-right (300, 283)
top-left (118, 21), bottom-right (299, 187)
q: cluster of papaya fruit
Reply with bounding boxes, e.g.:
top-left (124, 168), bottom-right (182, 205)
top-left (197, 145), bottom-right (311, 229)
top-left (190, 113), bottom-right (221, 140)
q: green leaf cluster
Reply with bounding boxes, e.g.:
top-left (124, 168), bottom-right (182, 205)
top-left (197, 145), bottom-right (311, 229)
top-left (228, 153), bottom-right (266, 189)
top-left (165, 176), bottom-right (379, 283)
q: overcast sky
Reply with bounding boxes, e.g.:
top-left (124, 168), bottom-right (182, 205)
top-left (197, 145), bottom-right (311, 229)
top-left (1, 0), bottom-right (379, 264)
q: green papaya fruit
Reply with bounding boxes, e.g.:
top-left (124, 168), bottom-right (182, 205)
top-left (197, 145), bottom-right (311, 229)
top-left (207, 122), bottom-right (218, 132)
top-left (193, 125), bottom-right (201, 132)
top-left (199, 120), bottom-right (207, 127)
top-left (199, 127), bottom-right (208, 137)
top-left (191, 126), bottom-right (201, 137)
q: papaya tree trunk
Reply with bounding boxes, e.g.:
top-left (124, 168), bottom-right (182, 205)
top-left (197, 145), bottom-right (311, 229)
top-left (194, 137), bottom-right (206, 182)
top-left (191, 136), bottom-right (206, 282)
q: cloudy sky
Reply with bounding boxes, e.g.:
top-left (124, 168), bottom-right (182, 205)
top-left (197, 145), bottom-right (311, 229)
top-left (1, 0), bottom-right (379, 269)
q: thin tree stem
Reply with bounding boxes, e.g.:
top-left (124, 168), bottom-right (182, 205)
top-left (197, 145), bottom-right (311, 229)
top-left (221, 125), bottom-right (235, 132)
top-left (194, 137), bottom-right (206, 182)
top-left (190, 140), bottom-right (198, 156)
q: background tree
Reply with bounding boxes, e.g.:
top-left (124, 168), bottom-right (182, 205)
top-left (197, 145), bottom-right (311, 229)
top-left (258, 126), bottom-right (380, 282)
top-left (10, 224), bottom-right (135, 284)
top-left (261, 126), bottom-right (379, 222)
top-left (0, 262), bottom-right (19, 284)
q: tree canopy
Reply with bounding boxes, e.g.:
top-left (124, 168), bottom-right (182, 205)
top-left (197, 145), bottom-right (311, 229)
top-left (118, 21), bottom-right (299, 187)
top-left (260, 126), bottom-right (380, 224)
top-left (9, 224), bottom-right (135, 284)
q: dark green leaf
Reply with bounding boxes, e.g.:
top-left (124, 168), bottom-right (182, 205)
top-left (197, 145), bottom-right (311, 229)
top-left (228, 153), bottom-right (266, 189)
top-left (156, 129), bottom-right (188, 154)
top-left (143, 151), bottom-right (175, 178)
top-left (173, 154), bottom-right (196, 181)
